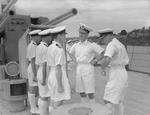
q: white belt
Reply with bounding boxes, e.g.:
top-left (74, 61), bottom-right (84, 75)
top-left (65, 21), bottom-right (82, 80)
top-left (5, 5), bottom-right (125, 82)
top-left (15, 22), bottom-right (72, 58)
top-left (110, 65), bottom-right (125, 69)
top-left (77, 61), bottom-right (90, 64)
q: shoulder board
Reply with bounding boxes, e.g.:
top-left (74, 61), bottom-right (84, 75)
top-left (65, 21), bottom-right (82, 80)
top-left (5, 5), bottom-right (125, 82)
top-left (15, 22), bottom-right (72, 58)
top-left (32, 42), bottom-right (37, 45)
top-left (74, 40), bottom-right (80, 44)
top-left (56, 44), bottom-right (62, 48)
top-left (43, 43), bottom-right (48, 47)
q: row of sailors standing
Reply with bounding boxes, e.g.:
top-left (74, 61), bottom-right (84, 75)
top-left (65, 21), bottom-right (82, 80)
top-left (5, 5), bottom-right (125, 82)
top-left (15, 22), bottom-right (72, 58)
top-left (26, 23), bottom-right (129, 115)
top-left (26, 26), bottom-right (70, 115)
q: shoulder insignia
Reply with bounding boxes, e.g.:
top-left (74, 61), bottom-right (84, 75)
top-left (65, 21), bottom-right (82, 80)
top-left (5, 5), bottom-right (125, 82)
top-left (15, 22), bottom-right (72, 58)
top-left (56, 44), bottom-right (62, 48)
top-left (43, 43), bottom-right (48, 47)
top-left (32, 42), bottom-right (37, 45)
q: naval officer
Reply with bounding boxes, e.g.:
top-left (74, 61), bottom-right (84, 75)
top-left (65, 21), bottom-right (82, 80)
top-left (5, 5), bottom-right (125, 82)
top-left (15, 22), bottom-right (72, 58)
top-left (26, 29), bottom-right (42, 114)
top-left (69, 23), bottom-right (104, 103)
top-left (97, 28), bottom-right (129, 115)
top-left (36, 28), bottom-right (53, 115)
top-left (46, 26), bottom-right (71, 113)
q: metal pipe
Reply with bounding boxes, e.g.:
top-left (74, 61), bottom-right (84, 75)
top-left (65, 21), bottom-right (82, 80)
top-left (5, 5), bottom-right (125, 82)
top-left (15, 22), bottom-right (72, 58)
top-left (2, 0), bottom-right (17, 13)
top-left (44, 8), bottom-right (77, 25)
top-left (128, 69), bottom-right (150, 75)
top-left (30, 8), bottom-right (78, 29)
top-left (0, 0), bottom-right (17, 20)
top-left (0, 15), bottom-right (10, 33)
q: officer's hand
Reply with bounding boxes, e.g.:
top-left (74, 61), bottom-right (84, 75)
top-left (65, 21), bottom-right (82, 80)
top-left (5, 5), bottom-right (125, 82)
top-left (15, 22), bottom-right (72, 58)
top-left (58, 86), bottom-right (64, 93)
top-left (90, 58), bottom-right (97, 65)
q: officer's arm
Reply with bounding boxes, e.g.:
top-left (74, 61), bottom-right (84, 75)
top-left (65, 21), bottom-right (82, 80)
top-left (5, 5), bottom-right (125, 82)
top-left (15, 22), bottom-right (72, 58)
top-left (31, 57), bottom-right (37, 80)
top-left (42, 62), bottom-right (47, 85)
top-left (100, 43), bottom-right (116, 68)
top-left (68, 43), bottom-right (76, 61)
top-left (55, 64), bottom-right (63, 89)
top-left (96, 50), bottom-right (105, 62)
top-left (100, 56), bottom-right (111, 70)
top-left (67, 51), bottom-right (76, 62)
top-left (91, 43), bottom-right (105, 64)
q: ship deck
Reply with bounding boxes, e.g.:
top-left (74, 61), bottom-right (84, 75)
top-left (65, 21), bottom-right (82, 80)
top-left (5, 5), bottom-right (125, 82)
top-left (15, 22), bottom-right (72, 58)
top-left (0, 67), bottom-right (150, 115)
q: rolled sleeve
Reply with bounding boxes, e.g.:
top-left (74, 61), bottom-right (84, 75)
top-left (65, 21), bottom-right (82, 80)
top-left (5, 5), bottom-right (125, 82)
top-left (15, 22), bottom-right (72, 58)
top-left (42, 48), bottom-right (48, 62)
top-left (55, 49), bottom-right (66, 66)
top-left (46, 47), bottom-right (66, 66)
top-left (69, 43), bottom-right (76, 55)
top-left (104, 43), bottom-right (117, 58)
top-left (26, 45), bottom-right (36, 61)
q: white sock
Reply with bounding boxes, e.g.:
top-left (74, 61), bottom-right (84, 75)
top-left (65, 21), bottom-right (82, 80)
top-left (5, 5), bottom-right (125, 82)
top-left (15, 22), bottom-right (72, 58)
top-left (28, 92), bottom-right (39, 113)
top-left (38, 98), bottom-right (49, 115)
top-left (106, 103), bottom-right (114, 115)
top-left (81, 97), bottom-right (88, 103)
top-left (119, 102), bottom-right (124, 115)
top-left (89, 99), bottom-right (95, 103)
top-left (49, 106), bottom-right (54, 113)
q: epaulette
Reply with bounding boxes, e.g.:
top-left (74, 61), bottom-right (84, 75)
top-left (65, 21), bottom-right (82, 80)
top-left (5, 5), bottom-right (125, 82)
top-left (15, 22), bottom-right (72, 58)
top-left (56, 43), bottom-right (62, 48)
top-left (43, 43), bottom-right (48, 47)
top-left (75, 40), bottom-right (80, 43)
top-left (32, 42), bottom-right (37, 45)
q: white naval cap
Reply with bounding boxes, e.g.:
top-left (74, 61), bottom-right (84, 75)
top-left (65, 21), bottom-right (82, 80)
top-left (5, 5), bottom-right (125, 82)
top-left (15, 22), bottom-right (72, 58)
top-left (67, 39), bottom-right (72, 43)
top-left (29, 29), bottom-right (41, 36)
top-left (38, 28), bottom-right (52, 36)
top-left (98, 28), bottom-right (113, 37)
top-left (51, 26), bottom-right (66, 34)
top-left (79, 23), bottom-right (92, 34)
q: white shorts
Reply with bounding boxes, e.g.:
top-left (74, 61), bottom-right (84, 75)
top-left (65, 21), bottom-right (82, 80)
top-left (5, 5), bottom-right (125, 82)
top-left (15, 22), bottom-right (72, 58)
top-left (37, 66), bottom-right (50, 97)
top-left (48, 67), bottom-right (71, 102)
top-left (76, 64), bottom-right (95, 94)
top-left (27, 64), bottom-right (38, 87)
top-left (104, 66), bottom-right (128, 104)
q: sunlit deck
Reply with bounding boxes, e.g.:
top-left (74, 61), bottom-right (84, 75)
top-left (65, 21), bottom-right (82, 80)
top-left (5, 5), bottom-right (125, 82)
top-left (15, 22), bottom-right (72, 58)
top-left (0, 46), bottom-right (150, 115)
top-left (0, 69), bottom-right (150, 115)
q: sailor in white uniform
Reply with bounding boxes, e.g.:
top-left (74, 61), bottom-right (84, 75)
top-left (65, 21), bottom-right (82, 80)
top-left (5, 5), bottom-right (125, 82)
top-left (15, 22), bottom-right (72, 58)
top-left (36, 28), bottom-right (53, 115)
top-left (46, 26), bottom-right (71, 112)
top-left (69, 23), bottom-right (104, 103)
top-left (26, 29), bottom-right (42, 114)
top-left (97, 28), bottom-right (129, 115)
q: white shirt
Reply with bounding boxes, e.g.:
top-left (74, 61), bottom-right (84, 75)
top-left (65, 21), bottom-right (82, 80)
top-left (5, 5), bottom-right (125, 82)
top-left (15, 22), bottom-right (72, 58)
top-left (46, 41), bottom-right (66, 66)
top-left (35, 42), bottom-right (48, 65)
top-left (104, 38), bottom-right (129, 66)
top-left (26, 41), bottom-right (37, 61)
top-left (70, 40), bottom-right (104, 63)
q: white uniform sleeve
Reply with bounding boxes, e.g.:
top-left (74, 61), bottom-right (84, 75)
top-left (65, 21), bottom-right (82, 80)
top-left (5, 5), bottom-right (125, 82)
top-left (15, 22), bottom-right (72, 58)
top-left (69, 43), bottom-right (77, 55)
top-left (47, 47), bottom-right (66, 66)
top-left (92, 43), bottom-right (104, 55)
top-left (55, 49), bottom-right (66, 65)
top-left (104, 43), bottom-right (117, 58)
top-left (35, 46), bottom-right (39, 65)
top-left (42, 47), bottom-right (48, 63)
top-left (26, 44), bottom-right (36, 61)
top-left (46, 47), bottom-right (53, 66)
